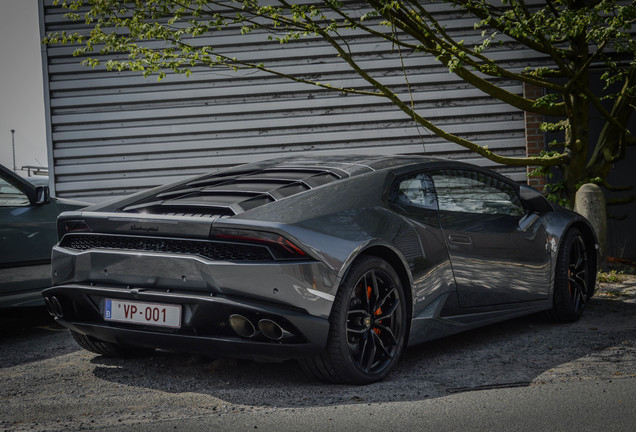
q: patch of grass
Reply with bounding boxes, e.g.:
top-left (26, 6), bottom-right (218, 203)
top-left (597, 269), bottom-right (626, 283)
top-left (600, 289), bottom-right (630, 298)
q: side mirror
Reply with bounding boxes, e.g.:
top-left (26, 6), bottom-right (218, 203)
top-left (35, 185), bottom-right (50, 205)
top-left (519, 185), bottom-right (553, 214)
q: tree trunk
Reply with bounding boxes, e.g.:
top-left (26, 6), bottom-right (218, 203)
top-left (586, 66), bottom-right (636, 183)
top-left (562, 25), bottom-right (591, 207)
top-left (563, 90), bottom-right (590, 207)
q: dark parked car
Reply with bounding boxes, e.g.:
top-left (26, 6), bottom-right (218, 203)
top-left (43, 156), bottom-right (597, 383)
top-left (0, 163), bottom-right (86, 308)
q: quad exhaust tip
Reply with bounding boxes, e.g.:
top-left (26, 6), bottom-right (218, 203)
top-left (44, 297), bottom-right (54, 317)
top-left (228, 314), bottom-right (256, 338)
top-left (45, 296), bottom-right (64, 318)
top-left (258, 319), bottom-right (293, 341)
top-left (228, 315), bottom-right (294, 341)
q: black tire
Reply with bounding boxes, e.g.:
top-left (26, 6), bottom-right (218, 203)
top-left (550, 228), bottom-right (594, 322)
top-left (70, 331), bottom-right (153, 357)
top-left (301, 256), bottom-right (407, 384)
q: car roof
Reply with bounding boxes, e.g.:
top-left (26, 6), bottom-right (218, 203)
top-left (113, 155), bottom-right (467, 219)
top-left (249, 154), bottom-right (440, 175)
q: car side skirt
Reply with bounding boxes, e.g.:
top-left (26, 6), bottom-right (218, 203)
top-left (407, 292), bottom-right (552, 346)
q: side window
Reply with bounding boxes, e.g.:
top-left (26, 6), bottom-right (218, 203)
top-left (395, 172), bottom-right (437, 209)
top-left (0, 177), bottom-right (30, 207)
top-left (430, 169), bottom-right (524, 216)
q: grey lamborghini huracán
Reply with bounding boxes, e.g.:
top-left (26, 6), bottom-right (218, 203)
top-left (44, 156), bottom-right (597, 384)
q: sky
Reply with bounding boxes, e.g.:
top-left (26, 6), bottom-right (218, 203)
top-left (0, 0), bottom-right (48, 175)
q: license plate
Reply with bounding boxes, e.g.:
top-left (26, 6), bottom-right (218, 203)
top-left (104, 299), bottom-right (181, 328)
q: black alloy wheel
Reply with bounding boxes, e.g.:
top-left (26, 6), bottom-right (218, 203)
top-left (550, 228), bottom-right (594, 322)
top-left (301, 256), bottom-right (407, 384)
top-left (346, 266), bottom-right (404, 375)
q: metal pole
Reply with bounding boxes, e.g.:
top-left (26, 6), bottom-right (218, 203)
top-left (10, 129), bottom-right (16, 173)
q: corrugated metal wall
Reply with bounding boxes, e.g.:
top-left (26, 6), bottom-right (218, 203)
top-left (40, 1), bottom-right (541, 202)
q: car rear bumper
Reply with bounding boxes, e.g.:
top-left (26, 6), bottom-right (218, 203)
top-left (51, 246), bottom-right (340, 319)
top-left (43, 284), bottom-right (329, 360)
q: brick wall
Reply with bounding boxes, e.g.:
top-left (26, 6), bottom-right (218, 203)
top-left (523, 83), bottom-right (547, 191)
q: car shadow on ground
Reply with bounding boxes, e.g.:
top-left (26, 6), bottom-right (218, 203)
top-left (0, 307), bottom-right (81, 368)
top-left (86, 293), bottom-right (636, 409)
top-left (0, 306), bottom-right (55, 335)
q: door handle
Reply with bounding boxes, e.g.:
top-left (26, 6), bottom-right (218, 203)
top-left (448, 234), bottom-right (472, 245)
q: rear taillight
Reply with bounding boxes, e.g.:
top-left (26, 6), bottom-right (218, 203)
top-left (58, 220), bottom-right (91, 241)
top-left (210, 228), bottom-right (308, 260)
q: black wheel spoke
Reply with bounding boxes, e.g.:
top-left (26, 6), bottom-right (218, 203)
top-left (572, 272), bottom-right (587, 291)
top-left (347, 308), bottom-right (366, 318)
top-left (574, 271), bottom-right (588, 288)
top-left (571, 279), bottom-right (586, 308)
top-left (363, 333), bottom-right (377, 372)
top-left (375, 324), bottom-right (398, 346)
top-left (369, 270), bottom-right (380, 311)
top-left (572, 244), bottom-right (583, 269)
top-left (574, 256), bottom-right (585, 272)
top-left (568, 275), bottom-right (586, 310)
top-left (376, 287), bottom-right (396, 312)
top-left (571, 259), bottom-right (583, 274)
top-left (573, 287), bottom-right (582, 310)
top-left (362, 274), bottom-right (371, 311)
top-left (353, 331), bottom-right (368, 366)
top-left (347, 326), bottom-right (367, 335)
top-left (371, 331), bottom-right (393, 359)
top-left (376, 298), bottom-right (399, 321)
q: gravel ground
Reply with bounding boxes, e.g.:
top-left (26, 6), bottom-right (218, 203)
top-left (1, 274), bottom-right (634, 431)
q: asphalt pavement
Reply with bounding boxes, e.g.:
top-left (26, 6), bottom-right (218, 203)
top-left (1, 274), bottom-right (635, 432)
top-left (97, 378), bottom-right (636, 432)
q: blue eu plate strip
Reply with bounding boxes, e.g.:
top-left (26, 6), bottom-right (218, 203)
top-left (104, 299), bottom-right (112, 319)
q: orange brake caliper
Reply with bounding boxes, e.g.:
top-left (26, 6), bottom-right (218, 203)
top-left (368, 286), bottom-right (382, 334)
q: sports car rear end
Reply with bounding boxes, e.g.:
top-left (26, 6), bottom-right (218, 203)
top-left (43, 157), bottom-right (391, 360)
